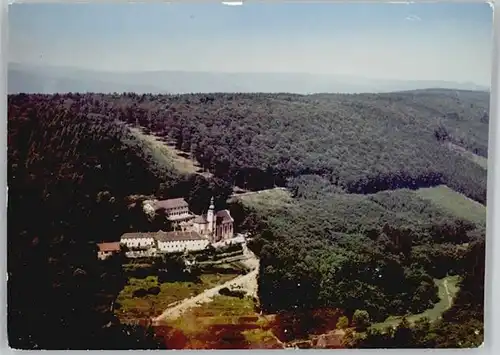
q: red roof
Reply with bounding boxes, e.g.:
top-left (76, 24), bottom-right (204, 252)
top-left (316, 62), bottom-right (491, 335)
top-left (97, 242), bottom-right (121, 253)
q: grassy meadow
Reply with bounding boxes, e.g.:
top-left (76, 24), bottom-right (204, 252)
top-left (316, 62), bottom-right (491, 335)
top-left (416, 185), bottom-right (486, 225)
top-left (115, 273), bottom-right (238, 323)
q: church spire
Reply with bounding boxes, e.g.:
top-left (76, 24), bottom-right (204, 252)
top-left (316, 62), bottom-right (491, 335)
top-left (207, 196), bottom-right (215, 237)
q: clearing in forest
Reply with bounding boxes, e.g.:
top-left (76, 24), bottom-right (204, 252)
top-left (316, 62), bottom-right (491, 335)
top-left (229, 188), bottom-right (294, 210)
top-left (445, 142), bottom-right (488, 170)
top-left (371, 275), bottom-right (461, 330)
top-left (415, 185), bottom-right (486, 225)
top-left (128, 126), bottom-right (212, 177)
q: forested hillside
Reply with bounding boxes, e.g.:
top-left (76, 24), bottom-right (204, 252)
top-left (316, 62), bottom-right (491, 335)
top-left (7, 89), bottom-right (488, 349)
top-left (232, 177), bottom-right (485, 348)
top-left (10, 90), bottom-right (489, 200)
top-left (30, 89), bottom-right (487, 202)
top-left (8, 95), bottom-right (174, 349)
top-left (233, 179), bottom-right (483, 318)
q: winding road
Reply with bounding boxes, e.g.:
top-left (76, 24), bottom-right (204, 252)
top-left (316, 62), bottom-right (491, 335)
top-left (152, 248), bottom-right (259, 325)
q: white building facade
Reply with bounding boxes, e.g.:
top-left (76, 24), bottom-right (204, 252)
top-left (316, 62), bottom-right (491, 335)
top-left (156, 231), bottom-right (209, 253)
top-left (118, 230), bottom-right (209, 255)
top-left (153, 198), bottom-right (194, 223)
top-left (120, 233), bottom-right (156, 249)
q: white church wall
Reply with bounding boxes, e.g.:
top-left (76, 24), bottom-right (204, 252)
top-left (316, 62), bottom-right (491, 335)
top-left (157, 239), bottom-right (209, 253)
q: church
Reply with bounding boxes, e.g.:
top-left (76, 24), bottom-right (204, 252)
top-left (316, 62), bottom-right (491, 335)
top-left (190, 197), bottom-right (234, 243)
top-left (148, 196), bottom-right (234, 243)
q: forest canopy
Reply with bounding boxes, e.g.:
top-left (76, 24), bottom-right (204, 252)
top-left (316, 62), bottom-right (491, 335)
top-left (7, 89), bottom-right (488, 349)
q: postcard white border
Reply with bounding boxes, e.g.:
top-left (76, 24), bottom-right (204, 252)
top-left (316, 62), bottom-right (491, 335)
top-left (1, 1), bottom-right (498, 355)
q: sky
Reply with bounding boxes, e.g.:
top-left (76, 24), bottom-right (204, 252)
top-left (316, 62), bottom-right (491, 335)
top-left (8, 2), bottom-right (493, 85)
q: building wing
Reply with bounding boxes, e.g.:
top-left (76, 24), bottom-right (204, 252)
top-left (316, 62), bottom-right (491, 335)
top-left (97, 242), bottom-right (121, 252)
top-left (153, 198), bottom-right (189, 210)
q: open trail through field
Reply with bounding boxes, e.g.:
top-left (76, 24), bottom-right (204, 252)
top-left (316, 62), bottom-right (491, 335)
top-left (152, 249), bottom-right (259, 324)
top-left (371, 275), bottom-right (460, 330)
top-left (443, 278), bottom-right (453, 308)
top-left (128, 126), bottom-right (212, 177)
top-left (152, 268), bottom-right (258, 324)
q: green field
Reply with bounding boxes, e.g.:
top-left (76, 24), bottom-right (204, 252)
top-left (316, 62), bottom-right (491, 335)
top-left (371, 275), bottom-right (461, 330)
top-left (129, 126), bottom-right (211, 177)
top-left (416, 185), bottom-right (486, 225)
top-left (230, 188), bottom-right (294, 211)
top-left (115, 273), bottom-right (238, 322)
top-left (446, 142), bottom-right (488, 170)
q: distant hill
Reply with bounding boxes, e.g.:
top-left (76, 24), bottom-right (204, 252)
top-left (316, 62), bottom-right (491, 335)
top-left (8, 63), bottom-right (489, 94)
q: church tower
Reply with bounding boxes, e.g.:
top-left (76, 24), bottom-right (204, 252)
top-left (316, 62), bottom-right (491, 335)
top-left (206, 196), bottom-right (215, 237)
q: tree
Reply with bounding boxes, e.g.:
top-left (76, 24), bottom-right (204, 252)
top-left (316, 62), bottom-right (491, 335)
top-left (393, 317), bottom-right (413, 347)
top-left (205, 243), bottom-right (216, 255)
top-left (411, 317), bottom-right (435, 347)
top-left (336, 316), bottom-right (349, 330)
top-left (352, 310), bottom-right (371, 331)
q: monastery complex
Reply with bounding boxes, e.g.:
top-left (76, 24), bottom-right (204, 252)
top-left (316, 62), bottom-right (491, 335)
top-left (97, 197), bottom-right (237, 260)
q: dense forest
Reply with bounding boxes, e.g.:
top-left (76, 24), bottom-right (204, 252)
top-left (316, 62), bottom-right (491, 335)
top-left (7, 89), bottom-right (488, 349)
top-left (12, 90), bottom-right (489, 201)
top-left (233, 173), bottom-right (485, 347)
top-left (235, 178), bottom-right (484, 322)
top-left (75, 89), bottom-right (488, 203)
top-left (342, 236), bottom-right (485, 348)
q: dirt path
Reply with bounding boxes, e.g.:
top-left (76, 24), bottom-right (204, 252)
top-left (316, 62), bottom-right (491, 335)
top-left (371, 276), bottom-right (459, 331)
top-left (128, 126), bottom-right (211, 177)
top-left (152, 253), bottom-right (259, 324)
top-left (443, 278), bottom-right (453, 308)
